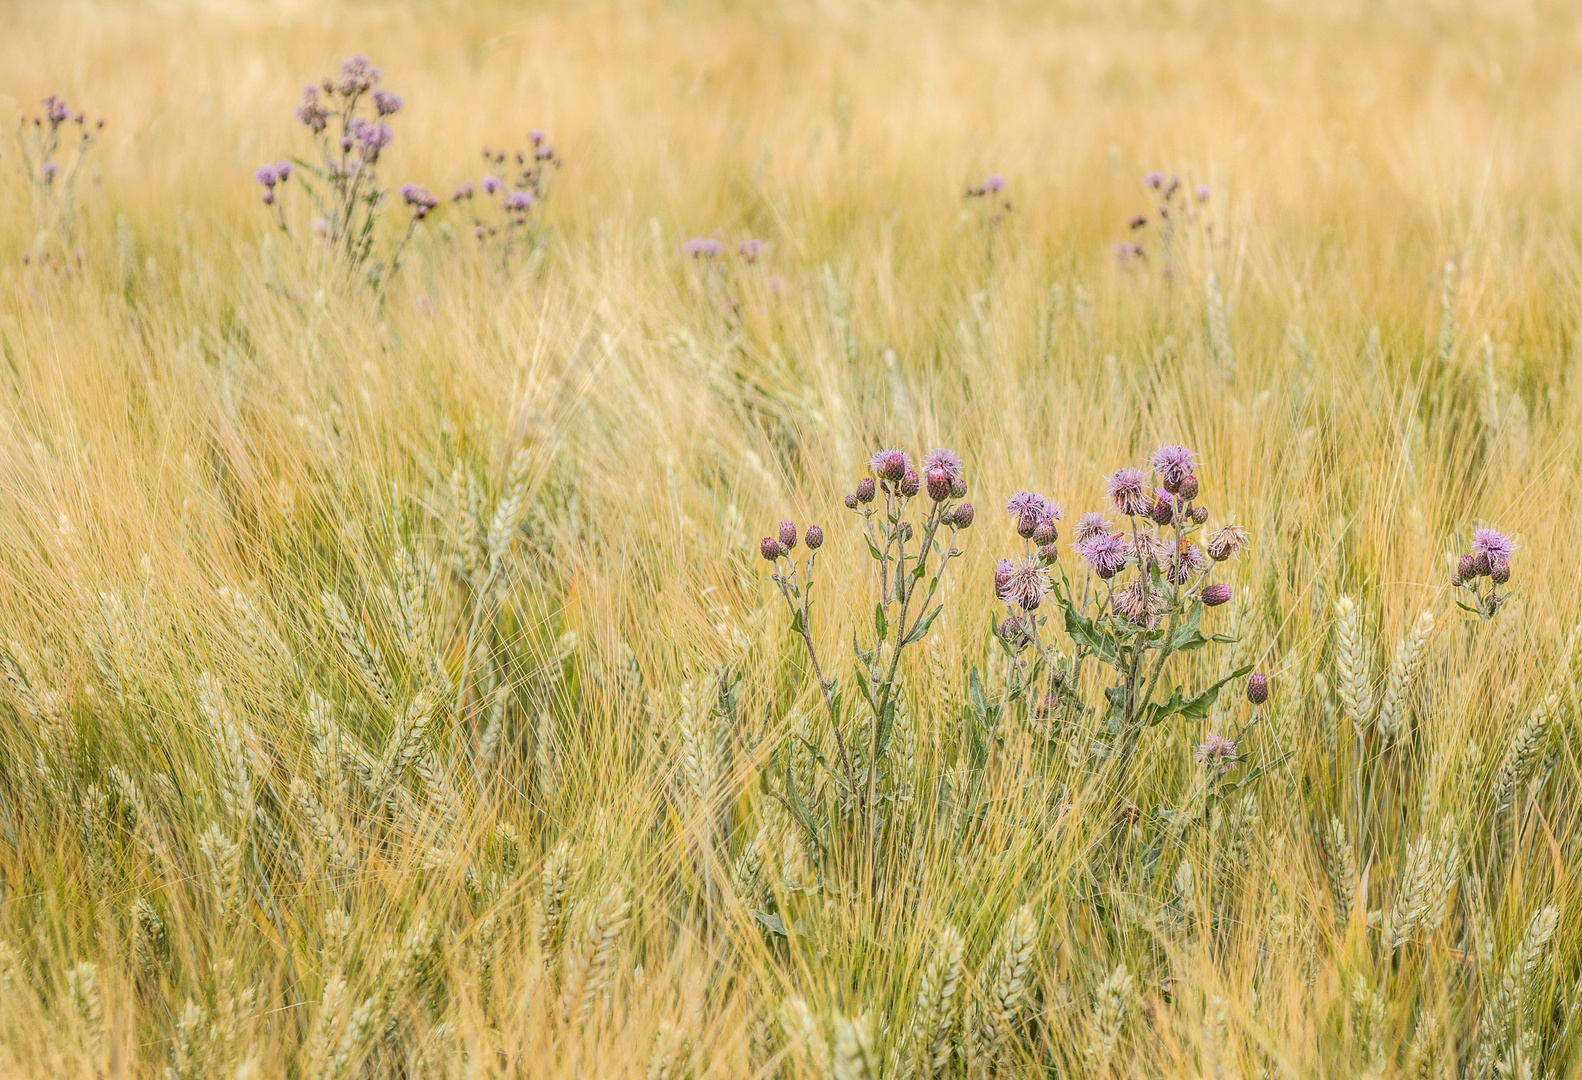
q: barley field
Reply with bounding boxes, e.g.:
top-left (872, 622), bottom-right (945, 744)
top-left (3, 1), bottom-right (1582, 1077)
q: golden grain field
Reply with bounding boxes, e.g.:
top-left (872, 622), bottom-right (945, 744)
top-left (3, 1), bottom-right (1582, 1077)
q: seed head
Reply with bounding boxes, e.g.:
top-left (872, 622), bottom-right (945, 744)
top-left (998, 557), bottom-right (1049, 611)
top-left (856, 477), bottom-right (876, 503)
top-left (805, 525), bottom-right (824, 550)
top-left (1115, 578), bottom-right (1164, 628)
top-left (1106, 467), bottom-right (1153, 518)
top-left (1246, 673), bottom-right (1269, 705)
top-left (1206, 524), bottom-right (1250, 562)
top-left (1201, 583), bottom-right (1232, 607)
top-left (1167, 542), bottom-right (1208, 584)
top-left (778, 521), bottom-right (798, 549)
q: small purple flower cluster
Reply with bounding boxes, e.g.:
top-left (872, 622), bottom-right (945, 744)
top-left (1115, 170), bottom-right (1217, 273)
top-left (255, 55), bottom-right (439, 281)
top-left (682, 236), bottom-right (766, 264)
top-left (964, 172), bottom-right (1014, 234)
top-left (17, 94), bottom-right (103, 266)
top-left (1452, 527), bottom-right (1516, 618)
top-left (453, 134), bottom-right (560, 267)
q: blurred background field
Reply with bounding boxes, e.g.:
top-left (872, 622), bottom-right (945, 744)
top-left (2, 1), bottom-right (1582, 1077)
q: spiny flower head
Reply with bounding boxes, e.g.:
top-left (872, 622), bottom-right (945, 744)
top-left (923, 448), bottom-right (963, 483)
top-left (683, 237), bottom-right (724, 259)
top-left (868, 449), bottom-right (912, 483)
top-left (778, 521), bottom-right (798, 550)
top-left (1471, 528), bottom-right (1515, 562)
top-left (1201, 583), bottom-right (1232, 607)
top-left (1206, 524), bottom-right (1251, 563)
top-left (503, 189), bottom-right (535, 213)
top-left (1246, 673), bottom-right (1269, 705)
top-left (1077, 532), bottom-right (1127, 579)
top-left (1167, 541), bottom-right (1208, 584)
top-left (1115, 577), bottom-right (1164, 628)
top-left (1195, 732), bottom-right (1238, 776)
top-left (337, 55), bottom-right (382, 96)
top-left (1071, 512), bottom-right (1111, 545)
top-left (1149, 444), bottom-right (1197, 491)
top-left (400, 184), bottom-right (439, 217)
top-left (1005, 491), bottom-right (1056, 520)
top-left (736, 238), bottom-right (762, 262)
top-left (1106, 467), bottom-right (1152, 518)
top-left (996, 558), bottom-right (1049, 611)
top-left (372, 89), bottom-right (403, 116)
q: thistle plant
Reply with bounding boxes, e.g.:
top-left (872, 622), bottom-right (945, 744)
top-left (255, 55), bottom-right (437, 288)
top-left (989, 443), bottom-right (1253, 784)
top-left (762, 447), bottom-right (973, 882)
top-left (451, 134), bottom-right (561, 271)
top-left (1451, 527), bottom-right (1516, 619)
top-left (1114, 171), bottom-right (1217, 277)
top-left (15, 94), bottom-right (103, 266)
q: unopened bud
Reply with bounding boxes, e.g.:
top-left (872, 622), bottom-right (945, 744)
top-left (1490, 557), bottom-right (1510, 584)
top-left (900, 470), bottom-right (920, 498)
top-left (952, 503), bottom-right (975, 528)
top-left (1177, 475), bottom-right (1199, 501)
top-left (1150, 496), bottom-right (1173, 525)
top-left (779, 521), bottom-right (798, 549)
top-left (1472, 553), bottom-right (1491, 577)
top-left (1191, 505), bottom-right (1209, 525)
top-left (1017, 507), bottom-right (1038, 539)
top-left (805, 525), bottom-right (824, 550)
top-left (760, 538), bottom-right (782, 562)
top-left (845, 493), bottom-right (859, 510)
top-left (1246, 673), bottom-right (1269, 705)
top-left (926, 466), bottom-right (951, 501)
top-left (1037, 543), bottom-right (1059, 564)
top-left (949, 475), bottom-right (968, 499)
top-left (1032, 516), bottom-right (1058, 544)
top-left (1457, 553), bottom-right (1476, 581)
top-left (1200, 583), bottom-right (1231, 607)
top-left (882, 452), bottom-right (908, 482)
top-left (856, 477), bottom-right (876, 503)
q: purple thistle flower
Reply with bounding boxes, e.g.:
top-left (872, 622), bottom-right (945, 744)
top-left (1128, 214), bottom-right (1148, 230)
top-left (256, 164), bottom-right (280, 187)
top-left (44, 95), bottom-right (70, 125)
top-left (42, 162), bottom-right (60, 184)
top-left (1195, 184), bottom-right (1211, 202)
top-left (337, 55), bottom-right (382, 96)
top-left (503, 189), bottom-right (535, 212)
top-left (1005, 491), bottom-right (1057, 522)
top-left (1077, 532), bottom-right (1128, 579)
top-left (923, 448), bottom-right (963, 483)
top-left (1149, 444), bottom-right (1197, 491)
top-left (1201, 583), bottom-right (1232, 607)
top-left (453, 181), bottom-right (475, 201)
top-left (482, 175), bottom-right (503, 195)
top-left (1071, 512), bottom-right (1110, 545)
top-left (1471, 528), bottom-right (1516, 562)
top-left (372, 89), bottom-right (403, 116)
top-left (997, 558), bottom-right (1049, 612)
top-left (1106, 467), bottom-right (1152, 518)
top-left (400, 184), bottom-right (439, 218)
top-left (535, 144), bottom-right (555, 160)
top-left (868, 449), bottom-right (912, 483)
top-left (1167, 542), bottom-right (1208, 585)
top-left (529, 130), bottom-right (545, 146)
top-left (983, 173), bottom-right (1005, 193)
top-left (1145, 171), bottom-right (1164, 190)
top-left (683, 237), bottom-right (725, 259)
top-left (1195, 731), bottom-right (1238, 776)
top-left (1126, 532), bottom-right (1169, 570)
top-left (351, 118), bottom-right (394, 159)
top-left (736, 238), bottom-right (762, 262)
top-left (778, 521), bottom-right (798, 550)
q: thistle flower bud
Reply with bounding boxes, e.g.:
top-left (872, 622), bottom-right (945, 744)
top-left (926, 466), bottom-right (951, 501)
top-left (1490, 557), bottom-right (1510, 584)
top-left (1471, 553), bottom-right (1491, 577)
top-left (845, 493), bottom-right (859, 510)
top-left (899, 522), bottom-right (914, 541)
top-left (1035, 692), bottom-right (1061, 717)
top-left (997, 617), bottom-right (1030, 648)
top-left (1246, 673), bottom-right (1269, 705)
top-left (1017, 507), bottom-right (1038, 539)
top-left (804, 525), bottom-right (824, 550)
top-left (1456, 554), bottom-right (1475, 581)
top-left (1150, 495), bottom-right (1174, 525)
top-left (1177, 475), bottom-right (1199, 501)
top-left (1037, 543), bottom-right (1060, 564)
top-left (856, 477), bottom-right (876, 503)
top-left (900, 470), bottom-right (921, 498)
top-left (1201, 583), bottom-right (1231, 607)
top-left (759, 538), bottom-right (781, 562)
top-left (952, 503), bottom-right (975, 528)
top-left (1032, 516), bottom-right (1058, 544)
top-left (1191, 505), bottom-right (1209, 524)
top-left (881, 452), bottom-right (908, 482)
top-left (949, 475), bottom-right (968, 499)
top-left (778, 521), bottom-right (798, 550)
